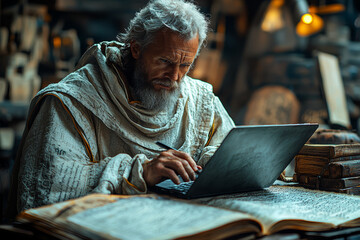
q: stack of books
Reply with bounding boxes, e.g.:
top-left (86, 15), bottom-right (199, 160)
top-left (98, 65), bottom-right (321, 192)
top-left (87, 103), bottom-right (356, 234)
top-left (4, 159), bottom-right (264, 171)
top-left (294, 143), bottom-right (360, 194)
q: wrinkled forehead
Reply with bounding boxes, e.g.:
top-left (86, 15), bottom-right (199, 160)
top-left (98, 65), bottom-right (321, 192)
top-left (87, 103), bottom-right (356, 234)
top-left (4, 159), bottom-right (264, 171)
top-left (144, 29), bottom-right (199, 58)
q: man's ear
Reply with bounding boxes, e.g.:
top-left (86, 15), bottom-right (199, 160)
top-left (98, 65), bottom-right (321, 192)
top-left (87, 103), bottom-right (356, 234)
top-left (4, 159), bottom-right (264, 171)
top-left (130, 41), bottom-right (141, 59)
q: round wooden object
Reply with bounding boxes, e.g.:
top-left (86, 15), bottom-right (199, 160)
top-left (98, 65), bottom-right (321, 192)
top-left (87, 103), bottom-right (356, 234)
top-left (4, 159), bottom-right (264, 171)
top-left (244, 86), bottom-right (300, 125)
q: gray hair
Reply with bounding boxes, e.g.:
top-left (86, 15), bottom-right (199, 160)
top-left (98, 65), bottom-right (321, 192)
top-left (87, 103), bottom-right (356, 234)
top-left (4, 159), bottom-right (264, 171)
top-left (117, 0), bottom-right (209, 58)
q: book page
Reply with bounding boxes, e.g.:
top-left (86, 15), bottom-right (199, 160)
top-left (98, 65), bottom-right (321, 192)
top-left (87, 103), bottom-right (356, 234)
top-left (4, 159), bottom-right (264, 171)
top-left (21, 194), bottom-right (120, 218)
top-left (65, 196), bottom-right (259, 240)
top-left (194, 185), bottom-right (360, 235)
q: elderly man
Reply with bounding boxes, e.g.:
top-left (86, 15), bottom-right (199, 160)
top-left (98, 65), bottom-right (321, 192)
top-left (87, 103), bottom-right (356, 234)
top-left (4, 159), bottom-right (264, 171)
top-left (7, 0), bottom-right (234, 219)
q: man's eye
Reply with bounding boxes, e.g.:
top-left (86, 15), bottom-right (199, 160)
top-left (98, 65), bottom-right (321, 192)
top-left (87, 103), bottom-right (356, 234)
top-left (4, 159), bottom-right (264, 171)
top-left (160, 59), bottom-right (171, 64)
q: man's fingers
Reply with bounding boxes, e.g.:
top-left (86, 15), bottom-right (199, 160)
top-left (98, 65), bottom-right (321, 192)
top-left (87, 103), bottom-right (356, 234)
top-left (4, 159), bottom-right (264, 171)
top-left (163, 150), bottom-right (198, 181)
top-left (171, 150), bottom-right (198, 172)
top-left (163, 158), bottom-right (195, 182)
top-left (159, 166), bottom-right (181, 185)
top-left (143, 150), bottom-right (198, 186)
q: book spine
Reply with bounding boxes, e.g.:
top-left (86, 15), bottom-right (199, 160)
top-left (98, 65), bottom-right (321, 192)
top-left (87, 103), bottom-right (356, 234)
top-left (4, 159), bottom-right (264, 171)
top-left (298, 183), bottom-right (360, 194)
top-left (332, 155), bottom-right (360, 162)
top-left (332, 145), bottom-right (360, 158)
top-left (329, 161), bottom-right (360, 178)
top-left (295, 174), bottom-right (360, 188)
top-left (295, 154), bottom-right (360, 163)
top-left (321, 177), bottom-right (360, 188)
top-left (295, 159), bottom-right (360, 179)
top-left (295, 158), bottom-right (330, 176)
top-left (298, 144), bottom-right (360, 158)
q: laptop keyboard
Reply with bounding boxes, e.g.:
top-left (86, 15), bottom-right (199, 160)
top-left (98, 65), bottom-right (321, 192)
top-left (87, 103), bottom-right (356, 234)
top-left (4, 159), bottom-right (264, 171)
top-left (165, 180), bottom-right (194, 194)
top-left (152, 171), bottom-right (203, 197)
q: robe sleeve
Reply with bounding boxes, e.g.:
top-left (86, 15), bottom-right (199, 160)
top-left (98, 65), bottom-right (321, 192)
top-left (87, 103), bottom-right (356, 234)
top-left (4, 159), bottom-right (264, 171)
top-left (197, 96), bottom-right (235, 166)
top-left (17, 96), bottom-right (147, 213)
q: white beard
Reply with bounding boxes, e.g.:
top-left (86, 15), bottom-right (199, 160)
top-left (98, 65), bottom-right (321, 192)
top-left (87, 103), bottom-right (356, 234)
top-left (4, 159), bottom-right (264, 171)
top-left (129, 58), bottom-right (181, 112)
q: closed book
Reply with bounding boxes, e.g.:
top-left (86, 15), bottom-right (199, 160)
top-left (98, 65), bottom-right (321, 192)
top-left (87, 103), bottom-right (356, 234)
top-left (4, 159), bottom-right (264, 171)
top-left (295, 156), bottom-right (330, 176)
top-left (294, 155), bottom-right (360, 177)
top-left (295, 159), bottom-right (360, 178)
top-left (297, 181), bottom-right (360, 195)
top-left (298, 144), bottom-right (360, 158)
top-left (296, 154), bottom-right (360, 163)
top-left (294, 154), bottom-right (360, 176)
top-left (329, 160), bottom-right (360, 178)
top-left (294, 174), bottom-right (360, 189)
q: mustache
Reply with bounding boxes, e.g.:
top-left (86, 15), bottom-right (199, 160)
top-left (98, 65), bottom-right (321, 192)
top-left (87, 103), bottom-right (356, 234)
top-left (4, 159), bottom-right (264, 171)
top-left (152, 79), bottom-right (179, 89)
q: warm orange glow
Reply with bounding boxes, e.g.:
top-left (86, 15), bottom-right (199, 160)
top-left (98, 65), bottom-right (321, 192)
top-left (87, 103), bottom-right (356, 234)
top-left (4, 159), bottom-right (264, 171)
top-left (301, 14), bottom-right (313, 24)
top-left (261, 0), bottom-right (285, 32)
top-left (309, 4), bottom-right (345, 14)
top-left (296, 13), bottom-right (324, 37)
top-left (271, 0), bottom-right (284, 7)
top-left (53, 37), bottom-right (61, 48)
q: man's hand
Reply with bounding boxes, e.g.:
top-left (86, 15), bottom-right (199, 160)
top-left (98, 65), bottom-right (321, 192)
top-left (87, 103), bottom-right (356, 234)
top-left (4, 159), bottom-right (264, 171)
top-left (142, 150), bottom-right (201, 186)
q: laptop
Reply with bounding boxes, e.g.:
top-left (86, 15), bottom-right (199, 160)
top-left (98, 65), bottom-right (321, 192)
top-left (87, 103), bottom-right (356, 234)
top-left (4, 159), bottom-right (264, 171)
top-left (150, 123), bottom-right (318, 199)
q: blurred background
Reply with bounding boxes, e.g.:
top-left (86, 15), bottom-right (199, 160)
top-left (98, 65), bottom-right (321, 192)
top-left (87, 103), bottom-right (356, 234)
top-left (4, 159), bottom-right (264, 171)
top-left (1, 0), bottom-right (360, 219)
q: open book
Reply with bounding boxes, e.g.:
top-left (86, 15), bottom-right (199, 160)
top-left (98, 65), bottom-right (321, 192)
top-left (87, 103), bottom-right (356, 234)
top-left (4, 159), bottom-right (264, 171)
top-left (17, 185), bottom-right (360, 239)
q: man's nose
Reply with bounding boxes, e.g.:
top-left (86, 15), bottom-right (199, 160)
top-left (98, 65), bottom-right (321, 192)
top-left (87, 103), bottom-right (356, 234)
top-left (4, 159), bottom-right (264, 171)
top-left (167, 65), bottom-right (180, 82)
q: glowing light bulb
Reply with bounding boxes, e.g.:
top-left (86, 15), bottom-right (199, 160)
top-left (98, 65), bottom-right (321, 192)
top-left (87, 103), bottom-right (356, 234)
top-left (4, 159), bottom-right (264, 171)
top-left (53, 37), bottom-right (61, 48)
top-left (301, 14), bottom-right (313, 24)
top-left (296, 13), bottom-right (323, 37)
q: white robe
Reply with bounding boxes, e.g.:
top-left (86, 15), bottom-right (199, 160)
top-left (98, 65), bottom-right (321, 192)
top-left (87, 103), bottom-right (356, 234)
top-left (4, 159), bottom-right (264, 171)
top-left (7, 41), bottom-right (235, 218)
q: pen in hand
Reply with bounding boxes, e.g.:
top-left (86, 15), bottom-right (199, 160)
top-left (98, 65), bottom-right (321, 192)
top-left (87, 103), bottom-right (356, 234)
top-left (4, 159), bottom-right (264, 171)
top-left (155, 141), bottom-right (202, 174)
top-left (155, 141), bottom-right (177, 151)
